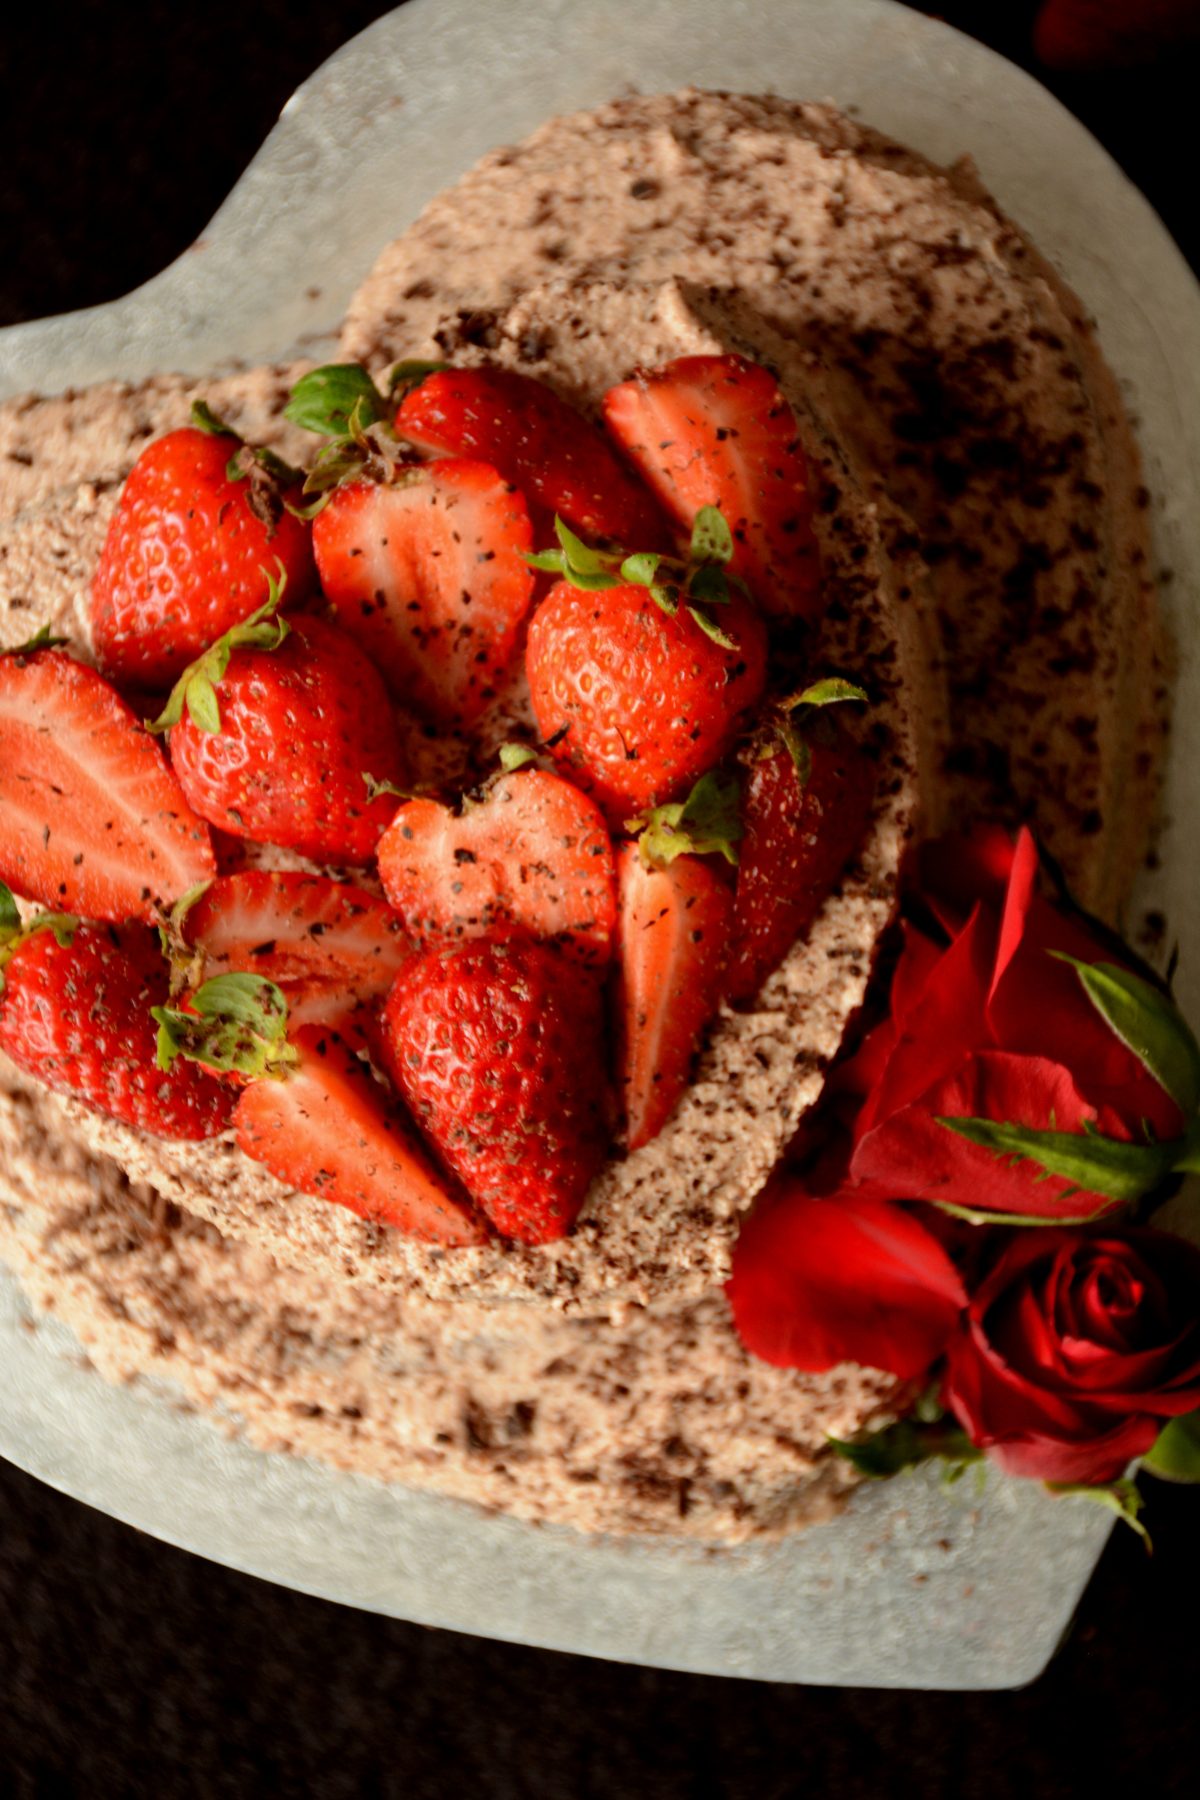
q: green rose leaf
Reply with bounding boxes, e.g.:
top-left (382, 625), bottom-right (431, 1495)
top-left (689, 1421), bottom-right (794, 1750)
top-left (284, 364), bottom-right (389, 440)
top-left (1044, 1478), bottom-right (1149, 1544)
top-left (1141, 1409), bottom-right (1200, 1484)
top-left (935, 1114), bottom-right (1179, 1205)
top-left (1051, 954), bottom-right (1200, 1116)
top-left (628, 768), bottom-right (742, 868)
top-left (829, 1416), bottom-right (983, 1480)
top-left (152, 973), bottom-right (297, 1080)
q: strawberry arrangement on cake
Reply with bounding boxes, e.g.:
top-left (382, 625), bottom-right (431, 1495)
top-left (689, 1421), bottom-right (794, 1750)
top-left (0, 92), bottom-right (1190, 1541)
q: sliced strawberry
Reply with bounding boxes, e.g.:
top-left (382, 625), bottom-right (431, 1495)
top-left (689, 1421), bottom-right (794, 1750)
top-left (377, 767), bottom-right (616, 963)
top-left (395, 366), bottom-right (669, 548)
top-left (181, 871), bottom-right (413, 1029)
top-left (725, 731), bottom-right (876, 1004)
top-left (234, 1025), bottom-right (487, 1244)
top-left (614, 844), bottom-right (733, 1150)
top-left (603, 354), bottom-right (822, 622)
top-left (0, 646), bottom-right (215, 921)
top-left (312, 461), bottom-right (535, 729)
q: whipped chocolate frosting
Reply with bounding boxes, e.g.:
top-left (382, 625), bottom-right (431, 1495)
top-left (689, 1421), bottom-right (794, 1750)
top-left (0, 92), bottom-right (1165, 1539)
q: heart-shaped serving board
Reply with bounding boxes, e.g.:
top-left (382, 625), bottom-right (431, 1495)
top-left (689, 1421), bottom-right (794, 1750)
top-left (1, 0), bottom-right (1198, 1688)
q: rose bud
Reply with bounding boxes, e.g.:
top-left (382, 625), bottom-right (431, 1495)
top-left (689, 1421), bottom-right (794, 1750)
top-left (943, 1228), bottom-right (1200, 1485)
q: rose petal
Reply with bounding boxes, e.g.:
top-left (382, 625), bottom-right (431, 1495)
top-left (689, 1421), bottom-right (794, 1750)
top-left (852, 1050), bottom-right (1126, 1220)
top-left (727, 1179), bottom-right (966, 1380)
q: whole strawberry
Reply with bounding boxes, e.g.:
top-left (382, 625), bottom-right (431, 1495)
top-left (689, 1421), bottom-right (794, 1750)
top-left (0, 904), bottom-right (234, 1141)
top-left (526, 577), bottom-right (767, 819)
top-left (91, 407), bottom-right (314, 689)
top-left (161, 607), bottom-right (404, 866)
top-left (380, 935), bottom-right (611, 1244)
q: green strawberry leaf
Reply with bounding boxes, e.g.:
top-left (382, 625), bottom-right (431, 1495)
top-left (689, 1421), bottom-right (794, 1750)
top-left (1044, 1477), bottom-right (1149, 1545)
top-left (498, 742), bottom-right (539, 773)
top-left (0, 881), bottom-right (20, 940)
top-left (152, 972), bottom-right (297, 1080)
top-left (1, 624), bottom-right (69, 659)
top-left (0, 889), bottom-right (78, 991)
top-left (526, 548), bottom-right (569, 574)
top-left (781, 677), bottom-right (869, 711)
top-left (686, 605), bottom-right (736, 649)
top-left (1050, 954), bottom-right (1200, 1115)
top-left (147, 566), bottom-right (290, 735)
top-left (387, 359), bottom-right (448, 401)
top-left (284, 364), bottom-right (389, 441)
top-left (190, 398), bottom-right (236, 439)
top-left (935, 1114), bottom-right (1178, 1206)
top-left (689, 504), bottom-right (734, 566)
top-left (628, 768), bottom-right (742, 868)
top-left (554, 517), bottom-right (611, 576)
top-left (686, 563), bottom-right (733, 607)
top-left (1141, 1409), bottom-right (1200, 1484)
top-left (829, 1416), bottom-right (983, 1480)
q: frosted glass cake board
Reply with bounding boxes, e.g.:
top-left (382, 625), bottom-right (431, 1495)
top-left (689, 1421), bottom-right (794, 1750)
top-left (1, 0), bottom-right (1198, 1689)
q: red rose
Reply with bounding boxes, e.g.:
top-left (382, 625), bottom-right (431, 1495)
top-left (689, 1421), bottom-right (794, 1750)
top-left (726, 1176), bottom-right (966, 1379)
top-left (848, 827), bottom-right (1184, 1220)
top-left (944, 1228), bottom-right (1200, 1484)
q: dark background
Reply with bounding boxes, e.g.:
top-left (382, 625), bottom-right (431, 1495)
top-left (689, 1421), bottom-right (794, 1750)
top-left (2, 4), bottom-right (1199, 1795)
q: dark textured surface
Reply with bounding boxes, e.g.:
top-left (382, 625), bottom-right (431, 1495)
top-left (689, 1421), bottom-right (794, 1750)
top-left (2, 4), bottom-right (1199, 1795)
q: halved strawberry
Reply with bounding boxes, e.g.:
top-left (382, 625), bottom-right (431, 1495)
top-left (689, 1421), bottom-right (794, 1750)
top-left (235, 1025), bottom-right (487, 1244)
top-left (180, 871), bottom-right (413, 1029)
top-left (312, 461), bottom-right (535, 729)
top-left (614, 843), bottom-right (733, 1150)
top-left (725, 729), bottom-right (876, 1004)
top-left (377, 767), bottom-right (616, 963)
top-left (0, 645), bottom-right (215, 921)
top-left (603, 354), bottom-right (822, 622)
top-left (395, 366), bottom-right (670, 547)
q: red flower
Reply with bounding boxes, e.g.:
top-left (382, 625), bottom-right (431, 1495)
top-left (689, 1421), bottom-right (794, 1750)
top-left (848, 827), bottom-right (1184, 1220)
top-left (944, 1228), bottom-right (1200, 1484)
top-left (726, 1176), bottom-right (966, 1380)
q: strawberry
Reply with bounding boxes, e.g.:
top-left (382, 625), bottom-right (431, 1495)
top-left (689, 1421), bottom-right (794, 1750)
top-left (526, 578), bottom-right (767, 819)
top-left (178, 871), bottom-right (412, 1029)
top-left (90, 408), bottom-right (313, 689)
top-left (725, 725), bottom-right (875, 1004)
top-left (0, 643), bottom-right (215, 921)
top-left (0, 905), bottom-right (234, 1140)
top-left (235, 1024), bottom-right (487, 1244)
top-left (613, 843), bottom-right (733, 1151)
top-left (312, 461), bottom-right (534, 728)
top-left (377, 765), bottom-right (616, 964)
top-left (394, 365), bottom-right (669, 547)
top-left (603, 354), bottom-right (821, 622)
top-left (380, 935), bottom-right (611, 1244)
top-left (161, 610), bottom-right (404, 866)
